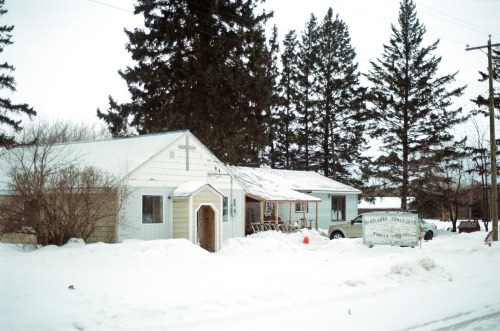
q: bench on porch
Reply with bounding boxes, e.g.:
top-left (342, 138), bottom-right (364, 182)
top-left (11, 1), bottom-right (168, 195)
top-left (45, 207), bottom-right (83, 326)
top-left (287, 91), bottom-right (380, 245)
top-left (251, 219), bottom-right (312, 233)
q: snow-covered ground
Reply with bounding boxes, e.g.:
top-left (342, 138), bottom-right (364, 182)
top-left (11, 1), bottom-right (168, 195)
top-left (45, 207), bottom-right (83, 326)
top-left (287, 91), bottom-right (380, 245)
top-left (1, 220), bottom-right (500, 331)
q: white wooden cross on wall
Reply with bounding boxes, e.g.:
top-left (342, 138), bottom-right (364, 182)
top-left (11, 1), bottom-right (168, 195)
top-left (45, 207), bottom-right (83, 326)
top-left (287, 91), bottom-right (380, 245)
top-left (178, 135), bottom-right (196, 171)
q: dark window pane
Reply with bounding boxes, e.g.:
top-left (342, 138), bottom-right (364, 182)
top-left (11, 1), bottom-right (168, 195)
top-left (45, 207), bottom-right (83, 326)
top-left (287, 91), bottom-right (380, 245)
top-left (142, 195), bottom-right (163, 223)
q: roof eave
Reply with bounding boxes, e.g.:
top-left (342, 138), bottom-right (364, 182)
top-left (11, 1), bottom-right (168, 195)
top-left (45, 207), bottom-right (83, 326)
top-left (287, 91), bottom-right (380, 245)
top-left (245, 193), bottom-right (321, 203)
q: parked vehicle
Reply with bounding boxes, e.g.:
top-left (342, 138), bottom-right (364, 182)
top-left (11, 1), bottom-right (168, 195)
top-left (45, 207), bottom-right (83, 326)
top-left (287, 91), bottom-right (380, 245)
top-left (328, 214), bottom-right (363, 239)
top-left (328, 212), bottom-right (437, 240)
top-left (420, 219), bottom-right (438, 240)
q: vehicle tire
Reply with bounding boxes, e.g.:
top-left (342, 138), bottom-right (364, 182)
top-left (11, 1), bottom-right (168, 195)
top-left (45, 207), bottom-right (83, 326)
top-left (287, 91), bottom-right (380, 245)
top-left (424, 231), bottom-right (433, 240)
top-left (330, 231), bottom-right (344, 240)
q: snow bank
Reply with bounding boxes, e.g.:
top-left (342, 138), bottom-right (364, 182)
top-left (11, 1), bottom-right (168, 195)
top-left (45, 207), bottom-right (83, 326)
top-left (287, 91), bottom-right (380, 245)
top-left (1, 227), bottom-right (499, 331)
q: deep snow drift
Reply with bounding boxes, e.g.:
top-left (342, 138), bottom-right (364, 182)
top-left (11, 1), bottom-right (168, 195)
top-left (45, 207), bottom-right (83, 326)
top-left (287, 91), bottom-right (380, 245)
top-left (1, 220), bottom-right (500, 331)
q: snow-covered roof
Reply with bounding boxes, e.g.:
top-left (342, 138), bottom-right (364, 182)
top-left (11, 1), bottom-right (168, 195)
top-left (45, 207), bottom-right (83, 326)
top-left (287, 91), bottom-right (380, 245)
top-left (170, 182), bottom-right (225, 198)
top-left (358, 197), bottom-right (415, 209)
top-left (0, 130), bottom-right (188, 191)
top-left (229, 166), bottom-right (360, 202)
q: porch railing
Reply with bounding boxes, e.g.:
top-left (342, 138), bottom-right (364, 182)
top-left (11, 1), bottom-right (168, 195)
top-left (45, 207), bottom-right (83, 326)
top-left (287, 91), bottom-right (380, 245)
top-left (251, 219), bottom-right (312, 233)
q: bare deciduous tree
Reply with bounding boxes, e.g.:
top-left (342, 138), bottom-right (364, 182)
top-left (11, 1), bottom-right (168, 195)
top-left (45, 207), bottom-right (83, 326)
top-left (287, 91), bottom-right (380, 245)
top-left (0, 121), bottom-right (123, 246)
top-left (17, 118), bottom-right (111, 145)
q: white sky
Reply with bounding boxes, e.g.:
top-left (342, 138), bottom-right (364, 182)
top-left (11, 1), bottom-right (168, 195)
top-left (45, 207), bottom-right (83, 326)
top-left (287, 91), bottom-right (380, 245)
top-left (3, 0), bottom-right (500, 136)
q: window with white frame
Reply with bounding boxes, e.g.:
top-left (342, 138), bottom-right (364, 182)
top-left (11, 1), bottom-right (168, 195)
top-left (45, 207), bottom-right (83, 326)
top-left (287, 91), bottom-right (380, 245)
top-left (142, 195), bottom-right (163, 224)
top-left (264, 201), bottom-right (274, 216)
top-left (331, 196), bottom-right (346, 221)
top-left (295, 202), bottom-right (308, 213)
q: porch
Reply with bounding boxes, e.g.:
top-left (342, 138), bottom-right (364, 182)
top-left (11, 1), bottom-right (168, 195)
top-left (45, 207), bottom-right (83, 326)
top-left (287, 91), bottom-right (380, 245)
top-left (245, 194), bottom-right (320, 235)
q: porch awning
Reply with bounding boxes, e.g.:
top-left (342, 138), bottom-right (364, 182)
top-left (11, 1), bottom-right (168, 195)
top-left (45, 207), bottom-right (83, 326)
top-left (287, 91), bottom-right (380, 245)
top-left (169, 182), bottom-right (226, 198)
top-left (245, 189), bottom-right (320, 202)
top-left (229, 168), bottom-right (320, 202)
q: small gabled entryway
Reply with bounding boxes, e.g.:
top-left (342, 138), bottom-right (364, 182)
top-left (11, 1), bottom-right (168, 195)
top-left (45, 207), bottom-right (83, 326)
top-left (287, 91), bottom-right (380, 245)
top-left (198, 205), bottom-right (215, 252)
top-left (170, 182), bottom-right (225, 252)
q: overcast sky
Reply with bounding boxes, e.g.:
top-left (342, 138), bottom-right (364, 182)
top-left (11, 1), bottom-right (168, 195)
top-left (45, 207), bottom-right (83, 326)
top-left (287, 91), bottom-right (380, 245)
top-left (3, 0), bottom-right (499, 137)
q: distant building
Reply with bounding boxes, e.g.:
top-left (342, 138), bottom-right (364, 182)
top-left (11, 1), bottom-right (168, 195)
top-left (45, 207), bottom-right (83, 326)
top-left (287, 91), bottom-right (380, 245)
top-left (358, 197), bottom-right (415, 214)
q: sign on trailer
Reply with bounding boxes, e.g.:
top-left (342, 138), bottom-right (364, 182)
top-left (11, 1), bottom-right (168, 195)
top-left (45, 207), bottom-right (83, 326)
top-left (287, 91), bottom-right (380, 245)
top-left (362, 213), bottom-right (419, 246)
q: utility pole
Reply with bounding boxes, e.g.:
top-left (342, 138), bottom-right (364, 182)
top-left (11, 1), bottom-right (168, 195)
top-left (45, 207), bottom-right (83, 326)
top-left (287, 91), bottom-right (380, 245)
top-left (466, 36), bottom-right (500, 241)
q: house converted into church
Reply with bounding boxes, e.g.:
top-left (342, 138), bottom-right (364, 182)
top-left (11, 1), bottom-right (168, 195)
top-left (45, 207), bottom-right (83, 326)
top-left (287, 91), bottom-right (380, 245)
top-left (0, 130), bottom-right (361, 251)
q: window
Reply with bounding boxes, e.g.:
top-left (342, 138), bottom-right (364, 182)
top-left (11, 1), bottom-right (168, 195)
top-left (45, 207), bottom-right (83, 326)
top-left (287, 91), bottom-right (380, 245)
top-left (23, 199), bottom-right (40, 227)
top-left (295, 202), bottom-right (308, 213)
top-left (223, 197), bottom-right (228, 222)
top-left (331, 196), bottom-right (346, 221)
top-left (142, 195), bottom-right (163, 224)
top-left (265, 201), bottom-right (274, 216)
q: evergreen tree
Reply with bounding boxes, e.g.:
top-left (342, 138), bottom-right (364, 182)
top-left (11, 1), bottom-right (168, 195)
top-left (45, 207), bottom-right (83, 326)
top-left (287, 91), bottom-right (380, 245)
top-left (241, 21), bottom-right (275, 163)
top-left (365, 0), bottom-right (467, 210)
top-left (264, 25), bottom-right (281, 168)
top-left (472, 46), bottom-right (499, 115)
top-left (0, 0), bottom-right (36, 148)
top-left (272, 30), bottom-right (299, 169)
top-left (97, 0), bottom-right (273, 164)
top-left (295, 14), bottom-right (320, 172)
top-left (314, 8), bottom-right (367, 184)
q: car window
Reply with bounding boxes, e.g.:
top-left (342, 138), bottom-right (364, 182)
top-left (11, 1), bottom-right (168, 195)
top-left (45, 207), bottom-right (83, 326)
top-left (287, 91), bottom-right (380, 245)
top-left (353, 216), bottom-right (363, 223)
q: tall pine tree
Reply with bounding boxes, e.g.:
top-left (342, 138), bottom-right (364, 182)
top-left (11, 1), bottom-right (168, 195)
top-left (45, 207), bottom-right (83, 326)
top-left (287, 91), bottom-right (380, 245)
top-left (97, 0), bottom-right (273, 164)
top-left (272, 30), bottom-right (299, 169)
top-left (0, 0), bottom-right (36, 148)
top-left (314, 8), bottom-right (367, 184)
top-left (263, 25), bottom-right (281, 168)
top-left (365, 0), bottom-right (466, 209)
top-left (295, 14), bottom-right (320, 172)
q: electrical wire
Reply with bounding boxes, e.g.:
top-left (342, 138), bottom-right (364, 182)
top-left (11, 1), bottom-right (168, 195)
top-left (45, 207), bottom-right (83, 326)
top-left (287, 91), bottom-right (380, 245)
top-left (86, 0), bottom-right (133, 13)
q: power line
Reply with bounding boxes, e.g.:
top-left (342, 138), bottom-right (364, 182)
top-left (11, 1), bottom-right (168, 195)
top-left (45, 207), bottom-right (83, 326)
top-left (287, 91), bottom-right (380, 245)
top-left (386, 0), bottom-right (500, 37)
top-left (86, 0), bottom-right (133, 13)
top-left (416, 1), bottom-right (500, 37)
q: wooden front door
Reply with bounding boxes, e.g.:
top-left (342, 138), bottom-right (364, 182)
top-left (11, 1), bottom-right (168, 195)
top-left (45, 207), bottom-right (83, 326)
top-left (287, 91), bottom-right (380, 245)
top-left (198, 206), bottom-right (215, 252)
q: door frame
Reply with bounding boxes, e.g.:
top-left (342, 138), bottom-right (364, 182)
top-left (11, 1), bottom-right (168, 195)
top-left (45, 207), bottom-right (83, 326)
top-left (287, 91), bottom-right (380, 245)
top-left (196, 204), bottom-right (217, 252)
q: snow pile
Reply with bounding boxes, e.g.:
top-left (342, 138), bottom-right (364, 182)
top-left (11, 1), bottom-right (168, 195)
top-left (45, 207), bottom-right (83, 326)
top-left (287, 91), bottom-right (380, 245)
top-left (1, 220), bottom-right (500, 330)
top-left (220, 228), bottom-right (329, 255)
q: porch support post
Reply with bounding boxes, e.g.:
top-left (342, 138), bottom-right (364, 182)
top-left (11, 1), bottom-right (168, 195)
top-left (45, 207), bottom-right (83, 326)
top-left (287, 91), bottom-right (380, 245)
top-left (275, 202), bottom-right (279, 226)
top-left (302, 202), bottom-right (306, 226)
top-left (260, 201), bottom-right (264, 224)
top-left (316, 202), bottom-right (319, 230)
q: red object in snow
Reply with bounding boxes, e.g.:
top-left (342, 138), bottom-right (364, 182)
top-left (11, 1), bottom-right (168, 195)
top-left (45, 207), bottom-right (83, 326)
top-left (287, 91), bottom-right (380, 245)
top-left (303, 236), bottom-right (309, 244)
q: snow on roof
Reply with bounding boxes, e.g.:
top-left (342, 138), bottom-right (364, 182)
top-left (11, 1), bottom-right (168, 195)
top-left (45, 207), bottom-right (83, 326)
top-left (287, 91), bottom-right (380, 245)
top-left (170, 182), bottom-right (225, 198)
top-left (358, 197), bottom-right (415, 209)
top-left (229, 166), bottom-right (360, 202)
top-left (0, 130), bottom-right (188, 191)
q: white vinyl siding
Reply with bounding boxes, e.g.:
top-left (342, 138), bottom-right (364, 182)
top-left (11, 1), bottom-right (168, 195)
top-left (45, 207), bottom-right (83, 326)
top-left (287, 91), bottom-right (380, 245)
top-left (172, 198), bottom-right (189, 239)
top-left (117, 187), bottom-right (172, 242)
top-left (126, 136), bottom-right (225, 188)
top-left (119, 133), bottom-right (246, 243)
top-left (221, 189), bottom-right (245, 239)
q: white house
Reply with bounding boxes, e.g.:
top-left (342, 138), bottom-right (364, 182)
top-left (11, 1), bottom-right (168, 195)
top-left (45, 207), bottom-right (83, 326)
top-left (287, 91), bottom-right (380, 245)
top-left (0, 130), bottom-right (361, 251)
top-left (229, 166), bottom-right (361, 233)
top-left (0, 130), bottom-right (246, 251)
